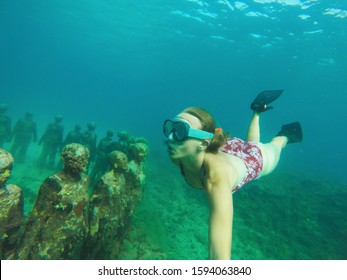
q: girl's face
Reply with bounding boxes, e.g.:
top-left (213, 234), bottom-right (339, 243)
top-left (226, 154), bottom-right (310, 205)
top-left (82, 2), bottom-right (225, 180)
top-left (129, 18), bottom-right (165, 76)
top-left (166, 112), bottom-right (203, 162)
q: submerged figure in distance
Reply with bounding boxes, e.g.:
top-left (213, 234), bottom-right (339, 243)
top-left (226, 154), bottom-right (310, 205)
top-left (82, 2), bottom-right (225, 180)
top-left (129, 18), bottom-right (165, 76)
top-left (10, 112), bottom-right (37, 163)
top-left (37, 115), bottom-right (64, 169)
top-left (163, 90), bottom-right (303, 260)
top-left (81, 122), bottom-right (97, 171)
top-left (63, 124), bottom-right (82, 147)
top-left (0, 104), bottom-right (12, 147)
top-left (89, 129), bottom-right (115, 186)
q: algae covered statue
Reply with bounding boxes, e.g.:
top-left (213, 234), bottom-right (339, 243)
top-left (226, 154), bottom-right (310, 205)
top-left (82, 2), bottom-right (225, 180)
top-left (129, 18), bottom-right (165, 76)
top-left (127, 141), bottom-right (149, 188)
top-left (84, 150), bottom-right (129, 259)
top-left (17, 143), bottom-right (90, 260)
top-left (125, 141), bottom-right (149, 218)
top-left (0, 148), bottom-right (24, 260)
top-left (113, 130), bottom-right (134, 154)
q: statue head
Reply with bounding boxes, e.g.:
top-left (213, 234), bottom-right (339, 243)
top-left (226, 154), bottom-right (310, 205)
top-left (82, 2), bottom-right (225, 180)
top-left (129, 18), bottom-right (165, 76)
top-left (61, 143), bottom-right (89, 174)
top-left (129, 142), bottom-right (149, 163)
top-left (109, 150), bottom-right (128, 170)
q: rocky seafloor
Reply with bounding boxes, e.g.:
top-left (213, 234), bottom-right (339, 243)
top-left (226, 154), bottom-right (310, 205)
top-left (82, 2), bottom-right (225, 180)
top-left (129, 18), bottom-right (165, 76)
top-left (8, 153), bottom-right (347, 260)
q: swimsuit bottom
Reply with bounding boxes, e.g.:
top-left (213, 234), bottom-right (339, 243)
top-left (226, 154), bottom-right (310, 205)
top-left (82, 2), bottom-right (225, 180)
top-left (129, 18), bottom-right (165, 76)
top-left (220, 137), bottom-right (263, 192)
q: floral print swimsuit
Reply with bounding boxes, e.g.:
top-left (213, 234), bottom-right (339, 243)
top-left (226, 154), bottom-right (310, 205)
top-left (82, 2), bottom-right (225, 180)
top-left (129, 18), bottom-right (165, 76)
top-left (220, 138), bottom-right (263, 193)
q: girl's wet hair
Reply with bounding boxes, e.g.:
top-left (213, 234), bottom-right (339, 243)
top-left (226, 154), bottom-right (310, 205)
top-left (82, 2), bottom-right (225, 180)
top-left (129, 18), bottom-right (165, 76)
top-left (183, 107), bottom-right (230, 153)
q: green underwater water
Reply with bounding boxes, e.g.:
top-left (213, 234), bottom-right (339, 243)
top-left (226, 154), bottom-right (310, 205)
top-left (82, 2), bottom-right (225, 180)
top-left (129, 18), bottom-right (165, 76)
top-left (7, 149), bottom-right (347, 260)
top-left (1, 0), bottom-right (347, 260)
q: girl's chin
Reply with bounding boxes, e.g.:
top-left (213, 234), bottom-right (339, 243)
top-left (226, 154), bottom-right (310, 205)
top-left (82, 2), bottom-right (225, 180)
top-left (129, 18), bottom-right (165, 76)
top-left (167, 150), bottom-right (180, 161)
top-left (167, 147), bottom-right (175, 155)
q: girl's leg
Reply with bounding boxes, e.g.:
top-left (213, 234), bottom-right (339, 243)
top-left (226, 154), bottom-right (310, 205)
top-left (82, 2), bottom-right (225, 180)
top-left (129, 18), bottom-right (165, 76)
top-left (258, 136), bottom-right (288, 176)
top-left (246, 112), bottom-right (260, 141)
top-left (246, 111), bottom-right (289, 176)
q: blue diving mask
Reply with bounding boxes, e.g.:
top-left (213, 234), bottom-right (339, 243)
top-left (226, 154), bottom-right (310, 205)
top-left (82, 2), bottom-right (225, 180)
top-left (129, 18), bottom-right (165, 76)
top-left (163, 118), bottom-right (214, 141)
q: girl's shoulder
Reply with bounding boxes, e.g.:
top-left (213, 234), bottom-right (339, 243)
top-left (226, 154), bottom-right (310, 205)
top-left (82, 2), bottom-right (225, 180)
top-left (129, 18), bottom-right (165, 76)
top-left (203, 153), bottom-right (231, 179)
top-left (203, 152), bottom-right (240, 189)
